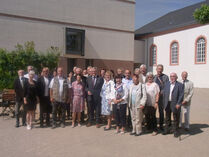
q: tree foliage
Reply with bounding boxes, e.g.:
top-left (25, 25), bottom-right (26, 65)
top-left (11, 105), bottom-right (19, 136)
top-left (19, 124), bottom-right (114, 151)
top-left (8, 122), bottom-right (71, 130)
top-left (193, 4), bottom-right (209, 24)
top-left (0, 41), bottom-right (60, 90)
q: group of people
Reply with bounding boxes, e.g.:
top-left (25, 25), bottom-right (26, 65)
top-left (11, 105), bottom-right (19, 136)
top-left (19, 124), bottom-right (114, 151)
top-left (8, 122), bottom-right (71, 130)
top-left (14, 64), bottom-right (194, 138)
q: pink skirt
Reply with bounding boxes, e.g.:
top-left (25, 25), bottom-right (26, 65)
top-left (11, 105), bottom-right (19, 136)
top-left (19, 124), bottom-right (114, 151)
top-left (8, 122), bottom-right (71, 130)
top-left (72, 95), bottom-right (85, 112)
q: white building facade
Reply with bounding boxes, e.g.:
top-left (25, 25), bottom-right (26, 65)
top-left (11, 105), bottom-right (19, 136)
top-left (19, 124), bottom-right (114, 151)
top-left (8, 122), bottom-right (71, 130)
top-left (135, 0), bottom-right (209, 88)
top-left (143, 25), bottom-right (209, 88)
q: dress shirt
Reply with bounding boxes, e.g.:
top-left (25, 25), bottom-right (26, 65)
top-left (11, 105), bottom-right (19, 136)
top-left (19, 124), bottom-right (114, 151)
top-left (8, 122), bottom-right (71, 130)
top-left (122, 78), bottom-right (133, 90)
top-left (142, 75), bottom-right (146, 83)
top-left (49, 76), bottom-right (70, 102)
top-left (169, 82), bottom-right (176, 101)
top-left (19, 76), bottom-right (24, 88)
top-left (44, 77), bottom-right (49, 96)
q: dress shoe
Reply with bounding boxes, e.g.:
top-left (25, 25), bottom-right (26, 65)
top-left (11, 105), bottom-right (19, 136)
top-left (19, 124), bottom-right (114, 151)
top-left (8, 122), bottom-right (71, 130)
top-left (159, 126), bottom-right (164, 131)
top-left (96, 124), bottom-right (100, 128)
top-left (163, 129), bottom-right (169, 135)
top-left (185, 128), bottom-right (189, 132)
top-left (15, 124), bottom-right (19, 128)
top-left (22, 123), bottom-right (27, 127)
top-left (40, 124), bottom-right (44, 128)
top-left (61, 123), bottom-right (65, 128)
top-left (135, 132), bottom-right (142, 136)
top-left (86, 123), bottom-right (91, 127)
top-left (104, 127), bottom-right (111, 131)
top-left (174, 131), bottom-right (179, 138)
top-left (130, 132), bottom-right (136, 135)
top-left (51, 124), bottom-right (56, 129)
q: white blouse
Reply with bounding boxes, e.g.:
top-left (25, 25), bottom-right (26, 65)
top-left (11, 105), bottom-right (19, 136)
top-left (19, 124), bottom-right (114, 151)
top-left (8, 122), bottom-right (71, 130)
top-left (145, 82), bottom-right (160, 107)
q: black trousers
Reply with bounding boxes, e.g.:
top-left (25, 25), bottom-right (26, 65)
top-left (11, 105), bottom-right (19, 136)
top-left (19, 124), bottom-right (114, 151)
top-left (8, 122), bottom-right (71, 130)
top-left (144, 106), bottom-right (157, 131)
top-left (127, 108), bottom-right (132, 128)
top-left (52, 101), bottom-right (66, 125)
top-left (66, 103), bottom-right (71, 119)
top-left (15, 99), bottom-right (26, 125)
top-left (165, 102), bottom-right (181, 132)
top-left (158, 95), bottom-right (164, 127)
top-left (40, 96), bottom-right (51, 125)
top-left (87, 95), bottom-right (101, 124)
top-left (113, 104), bottom-right (127, 127)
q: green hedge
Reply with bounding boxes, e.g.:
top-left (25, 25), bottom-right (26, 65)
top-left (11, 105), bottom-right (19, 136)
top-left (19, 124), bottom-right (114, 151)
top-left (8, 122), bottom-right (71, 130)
top-left (0, 41), bottom-right (60, 90)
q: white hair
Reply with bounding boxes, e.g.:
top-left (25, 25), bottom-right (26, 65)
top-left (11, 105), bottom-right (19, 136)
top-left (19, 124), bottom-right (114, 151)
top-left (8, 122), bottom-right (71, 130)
top-left (29, 70), bottom-right (35, 75)
top-left (134, 68), bottom-right (140, 71)
top-left (140, 64), bottom-right (147, 69)
top-left (146, 72), bottom-right (154, 78)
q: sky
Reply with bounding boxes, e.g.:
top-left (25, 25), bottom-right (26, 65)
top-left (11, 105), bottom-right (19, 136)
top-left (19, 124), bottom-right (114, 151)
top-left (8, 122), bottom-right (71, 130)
top-left (135, 0), bottom-right (204, 29)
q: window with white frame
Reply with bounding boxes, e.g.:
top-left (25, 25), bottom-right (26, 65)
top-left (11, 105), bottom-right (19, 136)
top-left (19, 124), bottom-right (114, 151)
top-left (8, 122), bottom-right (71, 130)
top-left (196, 38), bottom-right (206, 63)
top-left (150, 45), bottom-right (157, 66)
top-left (170, 42), bottom-right (179, 65)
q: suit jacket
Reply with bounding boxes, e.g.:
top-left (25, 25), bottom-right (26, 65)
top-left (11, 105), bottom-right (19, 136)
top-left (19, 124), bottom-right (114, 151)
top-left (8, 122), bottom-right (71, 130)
top-left (86, 75), bottom-right (104, 100)
top-left (37, 76), bottom-right (52, 98)
top-left (154, 73), bottom-right (169, 94)
top-left (180, 79), bottom-right (194, 106)
top-left (128, 83), bottom-right (147, 109)
top-left (163, 81), bottom-right (184, 112)
top-left (14, 77), bottom-right (27, 102)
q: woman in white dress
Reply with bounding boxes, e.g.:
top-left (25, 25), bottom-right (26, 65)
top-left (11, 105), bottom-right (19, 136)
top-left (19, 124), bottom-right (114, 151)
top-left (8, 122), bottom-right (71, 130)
top-left (100, 71), bottom-right (115, 130)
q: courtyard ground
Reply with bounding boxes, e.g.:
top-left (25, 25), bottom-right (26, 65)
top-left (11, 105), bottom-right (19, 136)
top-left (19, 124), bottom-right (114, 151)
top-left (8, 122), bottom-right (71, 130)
top-left (0, 88), bottom-right (209, 157)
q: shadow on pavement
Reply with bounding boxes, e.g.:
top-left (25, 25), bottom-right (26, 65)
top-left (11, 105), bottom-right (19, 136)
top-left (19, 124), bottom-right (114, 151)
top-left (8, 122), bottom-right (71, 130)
top-left (179, 123), bottom-right (209, 141)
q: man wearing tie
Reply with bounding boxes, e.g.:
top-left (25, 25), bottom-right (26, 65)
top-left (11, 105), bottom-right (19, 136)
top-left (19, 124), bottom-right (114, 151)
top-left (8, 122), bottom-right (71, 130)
top-left (163, 72), bottom-right (184, 137)
top-left (14, 70), bottom-right (27, 127)
top-left (86, 67), bottom-right (104, 128)
top-left (37, 67), bottom-right (52, 127)
top-left (179, 71), bottom-right (194, 131)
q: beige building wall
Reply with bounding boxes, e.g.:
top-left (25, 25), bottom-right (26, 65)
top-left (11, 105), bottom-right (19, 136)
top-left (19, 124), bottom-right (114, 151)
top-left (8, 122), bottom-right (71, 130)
top-left (0, 0), bottom-right (135, 64)
top-left (134, 40), bottom-right (145, 64)
top-left (0, 0), bottom-right (135, 31)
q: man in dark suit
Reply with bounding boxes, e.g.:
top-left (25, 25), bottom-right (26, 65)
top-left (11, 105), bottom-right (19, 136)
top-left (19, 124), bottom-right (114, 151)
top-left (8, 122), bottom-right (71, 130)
top-left (154, 64), bottom-right (169, 131)
top-left (86, 67), bottom-right (104, 128)
top-left (37, 67), bottom-right (52, 127)
top-left (14, 70), bottom-right (27, 127)
top-left (163, 72), bottom-right (184, 137)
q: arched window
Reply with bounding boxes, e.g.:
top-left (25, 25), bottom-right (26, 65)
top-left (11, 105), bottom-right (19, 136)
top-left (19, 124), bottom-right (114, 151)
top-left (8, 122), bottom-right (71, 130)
top-left (170, 41), bottom-right (179, 65)
top-left (150, 44), bottom-right (157, 66)
top-left (195, 36), bottom-right (206, 64)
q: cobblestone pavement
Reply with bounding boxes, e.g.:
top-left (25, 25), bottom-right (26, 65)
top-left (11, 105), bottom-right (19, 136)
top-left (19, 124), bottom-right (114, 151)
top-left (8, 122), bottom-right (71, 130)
top-left (0, 88), bottom-right (209, 157)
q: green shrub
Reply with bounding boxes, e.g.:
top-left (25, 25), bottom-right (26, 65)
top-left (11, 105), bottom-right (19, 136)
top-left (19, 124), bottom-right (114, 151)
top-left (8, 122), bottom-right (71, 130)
top-left (0, 41), bottom-right (60, 90)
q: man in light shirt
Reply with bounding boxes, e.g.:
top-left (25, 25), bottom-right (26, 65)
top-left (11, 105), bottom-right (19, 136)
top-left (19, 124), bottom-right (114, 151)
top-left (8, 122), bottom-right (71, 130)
top-left (122, 69), bottom-right (133, 128)
top-left (122, 70), bottom-right (133, 90)
top-left (163, 73), bottom-right (184, 138)
top-left (179, 71), bottom-right (194, 131)
top-left (49, 67), bottom-right (71, 128)
top-left (139, 64), bottom-right (147, 83)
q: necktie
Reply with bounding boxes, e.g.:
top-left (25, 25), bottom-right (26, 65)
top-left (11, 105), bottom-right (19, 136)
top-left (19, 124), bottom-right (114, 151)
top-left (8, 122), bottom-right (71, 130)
top-left (92, 76), bottom-right (95, 87)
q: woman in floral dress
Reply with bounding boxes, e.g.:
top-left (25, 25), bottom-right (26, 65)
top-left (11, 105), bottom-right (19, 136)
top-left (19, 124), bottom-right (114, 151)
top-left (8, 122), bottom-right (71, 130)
top-left (100, 71), bottom-right (115, 130)
top-left (71, 74), bottom-right (85, 127)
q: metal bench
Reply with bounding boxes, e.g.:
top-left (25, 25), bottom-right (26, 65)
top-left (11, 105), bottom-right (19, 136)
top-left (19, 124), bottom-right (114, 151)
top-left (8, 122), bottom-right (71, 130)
top-left (0, 89), bottom-right (15, 118)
